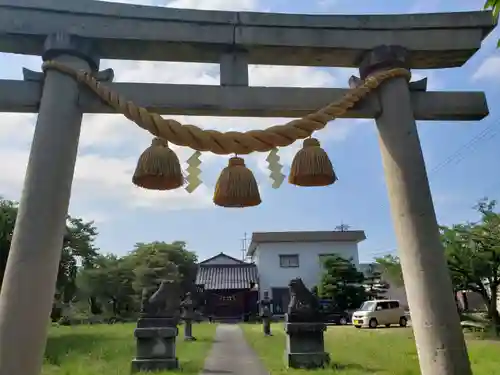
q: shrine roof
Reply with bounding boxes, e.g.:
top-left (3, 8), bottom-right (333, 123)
top-left (195, 263), bottom-right (258, 290)
top-left (199, 252), bottom-right (247, 265)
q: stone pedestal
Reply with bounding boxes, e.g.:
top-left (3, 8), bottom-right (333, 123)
top-left (262, 317), bottom-right (272, 336)
top-left (183, 319), bottom-right (196, 341)
top-left (131, 317), bottom-right (179, 373)
top-left (180, 292), bottom-right (197, 341)
top-left (284, 317), bottom-right (329, 369)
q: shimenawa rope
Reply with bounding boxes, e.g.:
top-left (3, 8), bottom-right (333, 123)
top-left (41, 61), bottom-right (411, 155)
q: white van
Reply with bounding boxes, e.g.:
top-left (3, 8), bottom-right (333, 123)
top-left (352, 299), bottom-right (407, 329)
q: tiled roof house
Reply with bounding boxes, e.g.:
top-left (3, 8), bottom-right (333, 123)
top-left (195, 253), bottom-right (259, 319)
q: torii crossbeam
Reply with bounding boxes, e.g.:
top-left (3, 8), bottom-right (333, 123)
top-left (0, 1), bottom-right (495, 375)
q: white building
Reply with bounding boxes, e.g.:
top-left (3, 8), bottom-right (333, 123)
top-left (247, 230), bottom-right (366, 315)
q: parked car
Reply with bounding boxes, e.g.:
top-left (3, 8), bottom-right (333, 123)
top-left (352, 299), bottom-right (407, 329)
top-left (319, 299), bottom-right (351, 325)
top-left (323, 310), bottom-right (351, 325)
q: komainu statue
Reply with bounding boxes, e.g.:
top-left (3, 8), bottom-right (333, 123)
top-left (286, 278), bottom-right (322, 323)
top-left (140, 280), bottom-right (181, 318)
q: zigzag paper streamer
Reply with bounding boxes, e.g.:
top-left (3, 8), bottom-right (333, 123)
top-left (185, 151), bottom-right (202, 193)
top-left (266, 148), bottom-right (285, 189)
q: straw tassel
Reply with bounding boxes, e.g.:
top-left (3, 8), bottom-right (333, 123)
top-left (213, 156), bottom-right (261, 208)
top-left (132, 137), bottom-right (184, 190)
top-left (288, 138), bottom-right (337, 187)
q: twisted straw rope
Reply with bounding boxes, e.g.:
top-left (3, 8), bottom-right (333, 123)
top-left (42, 61), bottom-right (410, 155)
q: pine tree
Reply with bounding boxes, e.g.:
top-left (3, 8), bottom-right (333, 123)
top-left (319, 255), bottom-right (367, 310)
top-left (364, 264), bottom-right (389, 300)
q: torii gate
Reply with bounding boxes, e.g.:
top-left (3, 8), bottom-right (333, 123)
top-left (0, 1), bottom-right (495, 375)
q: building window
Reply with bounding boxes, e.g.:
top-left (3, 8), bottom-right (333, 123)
top-left (279, 254), bottom-right (299, 268)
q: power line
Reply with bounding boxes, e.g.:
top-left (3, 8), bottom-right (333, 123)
top-left (427, 123), bottom-right (499, 176)
top-left (362, 118), bottom-right (500, 259)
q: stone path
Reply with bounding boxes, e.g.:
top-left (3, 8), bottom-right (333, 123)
top-left (200, 324), bottom-right (269, 375)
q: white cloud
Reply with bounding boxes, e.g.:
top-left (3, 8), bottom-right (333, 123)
top-left (0, 61), bottom-right (354, 216)
top-left (0, 0), bottom-right (364, 217)
top-left (100, 0), bottom-right (260, 10)
top-left (472, 56), bottom-right (500, 82)
top-left (166, 0), bottom-right (258, 10)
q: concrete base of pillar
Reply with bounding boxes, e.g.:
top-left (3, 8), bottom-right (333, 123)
top-left (284, 320), bottom-right (329, 369)
top-left (132, 318), bottom-right (179, 373)
top-left (131, 358), bottom-right (179, 373)
top-left (285, 352), bottom-right (330, 369)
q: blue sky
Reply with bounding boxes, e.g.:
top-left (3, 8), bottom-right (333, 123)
top-left (0, 0), bottom-right (498, 264)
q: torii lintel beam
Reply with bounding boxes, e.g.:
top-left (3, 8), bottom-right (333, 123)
top-left (0, 0), bottom-right (495, 68)
top-left (0, 80), bottom-right (488, 121)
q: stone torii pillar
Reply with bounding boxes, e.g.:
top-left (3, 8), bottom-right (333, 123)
top-left (360, 45), bottom-right (472, 375)
top-left (0, 33), bottom-right (98, 375)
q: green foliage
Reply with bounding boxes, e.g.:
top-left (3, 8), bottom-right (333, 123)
top-left (371, 198), bottom-right (500, 334)
top-left (484, 0), bottom-right (500, 47)
top-left (485, 0), bottom-right (500, 21)
top-left (0, 198), bottom-right (17, 288)
top-left (76, 254), bottom-right (136, 317)
top-left (77, 241), bottom-right (198, 318)
top-left (242, 324), bottom-right (500, 375)
top-left (441, 198), bottom-right (500, 331)
top-left (57, 217), bottom-right (99, 304)
top-left (0, 198), bottom-right (199, 320)
top-left (43, 323), bottom-right (217, 375)
top-left (127, 241), bottom-right (198, 294)
top-left (0, 198), bottom-right (98, 305)
top-left (374, 254), bottom-right (404, 287)
top-left (318, 255), bottom-right (367, 310)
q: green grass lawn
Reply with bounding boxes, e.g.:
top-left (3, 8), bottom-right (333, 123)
top-left (42, 322), bottom-right (216, 375)
top-left (242, 323), bottom-right (500, 375)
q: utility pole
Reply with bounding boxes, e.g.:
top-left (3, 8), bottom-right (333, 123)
top-left (241, 232), bottom-right (248, 261)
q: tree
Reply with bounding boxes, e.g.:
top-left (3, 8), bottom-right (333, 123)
top-left (126, 241), bottom-right (198, 296)
top-left (484, 0), bottom-right (499, 47)
top-left (0, 198), bottom-right (17, 289)
top-left (55, 217), bottom-right (99, 305)
top-left (375, 254), bottom-right (404, 287)
top-left (364, 263), bottom-right (389, 300)
top-left (77, 254), bottom-right (136, 317)
top-left (318, 255), bottom-right (367, 310)
top-left (310, 285), bottom-right (319, 297)
top-left (441, 198), bottom-right (500, 332)
top-left (75, 240), bottom-right (199, 318)
top-left (0, 197), bottom-right (99, 309)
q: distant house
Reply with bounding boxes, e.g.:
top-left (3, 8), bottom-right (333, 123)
top-left (357, 263), bottom-right (500, 313)
top-left (247, 230), bottom-right (366, 315)
top-left (195, 253), bottom-right (259, 320)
